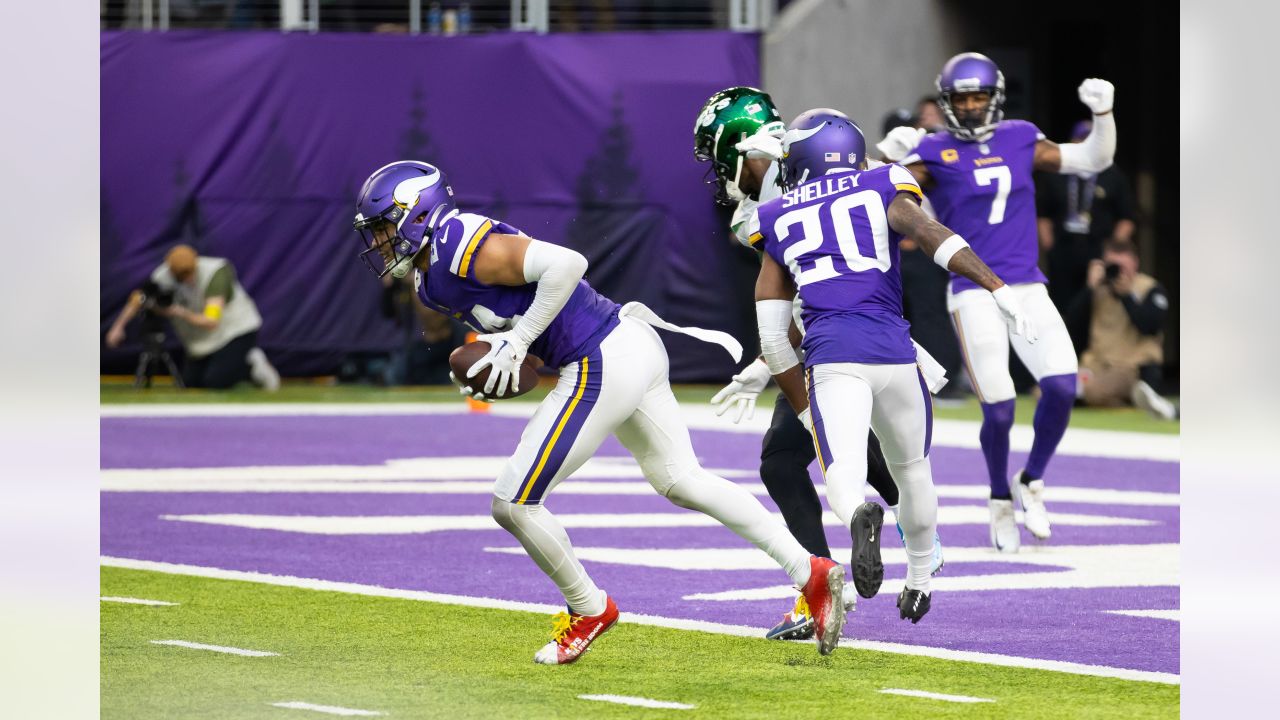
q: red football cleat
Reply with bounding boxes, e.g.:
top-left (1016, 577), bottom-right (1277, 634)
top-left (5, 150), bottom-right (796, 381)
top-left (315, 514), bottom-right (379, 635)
top-left (799, 556), bottom-right (847, 655)
top-left (533, 595), bottom-right (619, 665)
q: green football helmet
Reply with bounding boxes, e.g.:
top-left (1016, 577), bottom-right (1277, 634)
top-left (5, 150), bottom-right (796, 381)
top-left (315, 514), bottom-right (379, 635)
top-left (693, 86), bottom-right (785, 205)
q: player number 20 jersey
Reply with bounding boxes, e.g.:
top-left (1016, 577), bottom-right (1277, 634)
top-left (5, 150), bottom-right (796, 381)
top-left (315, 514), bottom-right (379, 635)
top-left (754, 164), bottom-right (921, 366)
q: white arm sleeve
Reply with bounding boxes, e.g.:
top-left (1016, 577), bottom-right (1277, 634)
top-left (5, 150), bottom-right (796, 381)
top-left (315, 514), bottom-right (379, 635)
top-left (756, 299), bottom-right (800, 375)
top-left (1057, 112), bottom-right (1116, 175)
top-left (510, 239), bottom-right (588, 347)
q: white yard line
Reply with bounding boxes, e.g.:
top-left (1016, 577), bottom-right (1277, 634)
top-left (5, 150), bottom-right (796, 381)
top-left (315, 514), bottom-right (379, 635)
top-left (879, 688), bottom-right (994, 703)
top-left (578, 694), bottom-right (695, 710)
top-left (104, 556), bottom-right (1178, 685)
top-left (270, 701), bottom-right (384, 717)
top-left (149, 639), bottom-right (278, 657)
top-left (157, 507), bottom-right (1152, 536)
top-left (99, 402), bottom-right (1179, 461)
top-left (101, 596), bottom-right (178, 606)
top-left (1106, 609), bottom-right (1180, 621)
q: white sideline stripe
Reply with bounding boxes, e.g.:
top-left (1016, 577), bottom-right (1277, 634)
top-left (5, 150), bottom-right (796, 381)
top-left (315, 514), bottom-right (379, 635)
top-left (578, 694), bottom-right (694, 710)
top-left (150, 639), bottom-right (278, 657)
top-left (99, 401), bottom-right (1180, 461)
top-left (879, 688), bottom-right (993, 703)
top-left (271, 701), bottom-right (384, 717)
top-left (102, 556), bottom-right (1178, 685)
top-left (101, 595), bottom-right (178, 606)
top-left (1106, 609), bottom-right (1180, 621)
top-left (159, 507), bottom-right (1152, 536)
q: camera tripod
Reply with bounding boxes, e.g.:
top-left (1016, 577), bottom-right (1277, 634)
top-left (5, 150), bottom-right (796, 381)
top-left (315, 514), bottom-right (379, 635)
top-left (134, 328), bottom-right (184, 389)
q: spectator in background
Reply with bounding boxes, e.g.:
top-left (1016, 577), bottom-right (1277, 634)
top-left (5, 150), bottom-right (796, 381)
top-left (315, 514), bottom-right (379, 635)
top-left (1065, 238), bottom-right (1175, 420)
top-left (1038, 119), bottom-right (1136, 311)
top-left (915, 94), bottom-right (945, 132)
top-left (105, 244), bottom-right (280, 390)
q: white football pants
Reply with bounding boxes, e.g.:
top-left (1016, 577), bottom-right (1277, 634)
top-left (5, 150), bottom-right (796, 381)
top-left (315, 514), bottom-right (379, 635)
top-left (948, 283), bottom-right (1079, 403)
top-left (807, 362), bottom-right (938, 591)
top-left (492, 316), bottom-right (812, 615)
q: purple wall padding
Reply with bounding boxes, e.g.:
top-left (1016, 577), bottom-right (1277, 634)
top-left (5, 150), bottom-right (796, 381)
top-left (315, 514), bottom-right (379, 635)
top-left (101, 30), bottom-right (761, 380)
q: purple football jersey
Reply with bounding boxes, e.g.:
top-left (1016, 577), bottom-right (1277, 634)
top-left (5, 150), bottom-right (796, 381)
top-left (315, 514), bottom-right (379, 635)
top-left (416, 212), bottom-right (619, 368)
top-left (906, 119), bottom-right (1047, 292)
top-left (756, 164), bottom-right (921, 366)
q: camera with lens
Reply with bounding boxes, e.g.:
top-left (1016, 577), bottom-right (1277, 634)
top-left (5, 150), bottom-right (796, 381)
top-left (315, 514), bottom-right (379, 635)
top-left (1104, 263), bottom-right (1122, 282)
top-left (138, 280), bottom-right (175, 311)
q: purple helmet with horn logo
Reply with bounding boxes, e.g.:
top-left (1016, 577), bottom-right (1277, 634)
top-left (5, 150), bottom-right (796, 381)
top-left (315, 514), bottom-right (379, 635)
top-left (353, 160), bottom-right (456, 278)
top-left (936, 52), bottom-right (1006, 142)
top-left (780, 108), bottom-right (867, 190)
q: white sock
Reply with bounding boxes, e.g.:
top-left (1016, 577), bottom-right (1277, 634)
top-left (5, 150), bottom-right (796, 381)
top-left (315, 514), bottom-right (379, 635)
top-left (490, 497), bottom-right (607, 616)
top-left (664, 467), bottom-right (812, 588)
top-left (889, 456), bottom-right (937, 593)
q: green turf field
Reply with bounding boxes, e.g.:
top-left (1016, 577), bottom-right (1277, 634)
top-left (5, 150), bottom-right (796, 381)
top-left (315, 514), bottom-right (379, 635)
top-left (102, 567), bottom-right (1178, 719)
top-left (100, 379), bottom-right (1178, 435)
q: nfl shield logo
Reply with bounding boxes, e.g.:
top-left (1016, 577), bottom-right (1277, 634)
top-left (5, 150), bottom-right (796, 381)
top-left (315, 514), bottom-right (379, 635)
top-left (824, 152), bottom-right (839, 162)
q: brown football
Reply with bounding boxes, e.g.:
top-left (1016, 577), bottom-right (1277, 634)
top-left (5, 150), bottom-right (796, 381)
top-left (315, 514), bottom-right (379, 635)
top-left (449, 341), bottom-right (544, 399)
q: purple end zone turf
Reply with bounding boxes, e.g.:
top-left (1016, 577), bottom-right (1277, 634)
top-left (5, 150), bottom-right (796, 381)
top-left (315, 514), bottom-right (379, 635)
top-left (101, 412), bottom-right (1179, 674)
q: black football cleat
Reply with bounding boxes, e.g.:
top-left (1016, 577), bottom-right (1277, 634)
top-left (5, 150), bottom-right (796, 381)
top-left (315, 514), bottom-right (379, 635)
top-left (897, 587), bottom-right (931, 624)
top-left (850, 502), bottom-right (885, 599)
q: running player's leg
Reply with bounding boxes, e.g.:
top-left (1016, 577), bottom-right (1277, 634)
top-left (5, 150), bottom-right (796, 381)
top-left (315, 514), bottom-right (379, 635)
top-left (807, 364), bottom-right (886, 599)
top-left (1007, 283), bottom-right (1079, 540)
top-left (492, 343), bottom-right (638, 619)
top-left (867, 364), bottom-right (938, 597)
top-left (759, 392), bottom-right (830, 558)
top-left (1009, 283), bottom-right (1079, 482)
top-left (949, 288), bottom-right (1018, 499)
top-left (866, 431), bottom-right (901, 508)
top-left (610, 320), bottom-right (830, 585)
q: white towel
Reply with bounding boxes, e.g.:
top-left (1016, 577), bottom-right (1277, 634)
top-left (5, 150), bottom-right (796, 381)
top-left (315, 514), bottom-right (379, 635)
top-left (619, 302), bottom-right (744, 363)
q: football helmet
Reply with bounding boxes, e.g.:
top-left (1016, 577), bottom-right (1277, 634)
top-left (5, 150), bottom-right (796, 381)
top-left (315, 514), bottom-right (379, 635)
top-left (353, 160), bottom-right (456, 278)
top-left (693, 86), bottom-right (785, 204)
top-left (780, 108), bottom-right (866, 190)
top-left (936, 52), bottom-right (1006, 142)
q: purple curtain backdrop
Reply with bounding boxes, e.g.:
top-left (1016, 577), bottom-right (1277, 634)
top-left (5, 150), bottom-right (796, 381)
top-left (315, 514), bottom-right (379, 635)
top-left (100, 30), bottom-right (762, 381)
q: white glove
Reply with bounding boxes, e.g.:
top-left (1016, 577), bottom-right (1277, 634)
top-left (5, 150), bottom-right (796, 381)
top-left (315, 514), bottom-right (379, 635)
top-left (735, 131), bottom-right (784, 162)
top-left (1077, 78), bottom-right (1114, 114)
top-left (797, 407), bottom-right (813, 432)
top-left (466, 330), bottom-right (529, 397)
top-left (991, 286), bottom-right (1038, 343)
top-left (875, 126), bottom-right (926, 162)
top-left (449, 371), bottom-right (493, 403)
top-left (711, 357), bottom-right (772, 424)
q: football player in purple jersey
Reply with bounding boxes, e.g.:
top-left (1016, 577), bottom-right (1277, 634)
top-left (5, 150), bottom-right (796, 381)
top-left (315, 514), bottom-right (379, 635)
top-left (753, 109), bottom-right (1033, 622)
top-left (696, 88), bottom-right (946, 641)
top-left (352, 160), bottom-right (850, 660)
top-left (879, 52), bottom-right (1117, 553)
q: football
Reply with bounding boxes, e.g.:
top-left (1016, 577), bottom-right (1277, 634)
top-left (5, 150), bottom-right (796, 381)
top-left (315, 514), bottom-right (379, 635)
top-left (449, 341), bottom-right (543, 399)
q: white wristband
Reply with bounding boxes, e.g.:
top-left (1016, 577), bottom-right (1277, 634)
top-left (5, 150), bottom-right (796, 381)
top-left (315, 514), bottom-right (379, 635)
top-left (933, 234), bottom-right (970, 270)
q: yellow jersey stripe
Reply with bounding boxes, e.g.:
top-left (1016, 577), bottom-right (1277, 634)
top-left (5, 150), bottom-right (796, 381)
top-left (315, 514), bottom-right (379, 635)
top-left (456, 220), bottom-right (493, 278)
top-left (748, 232), bottom-right (764, 247)
top-left (895, 183), bottom-right (924, 200)
top-left (517, 357), bottom-right (589, 504)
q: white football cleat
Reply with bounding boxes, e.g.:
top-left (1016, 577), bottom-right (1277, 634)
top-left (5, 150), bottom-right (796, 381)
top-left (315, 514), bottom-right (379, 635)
top-left (1131, 381), bottom-right (1178, 421)
top-left (988, 498), bottom-right (1020, 553)
top-left (247, 347), bottom-right (281, 392)
top-left (1014, 471), bottom-right (1052, 540)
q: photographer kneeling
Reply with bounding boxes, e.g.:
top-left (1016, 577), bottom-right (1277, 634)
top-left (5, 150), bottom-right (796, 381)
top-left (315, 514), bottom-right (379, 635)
top-left (1065, 238), bottom-right (1176, 419)
top-left (105, 245), bottom-right (280, 390)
